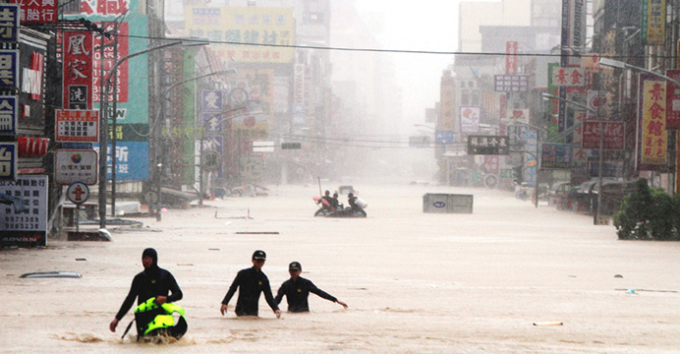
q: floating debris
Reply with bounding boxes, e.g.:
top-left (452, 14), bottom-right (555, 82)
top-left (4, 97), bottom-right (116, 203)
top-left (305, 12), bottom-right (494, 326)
top-left (20, 272), bottom-right (82, 278)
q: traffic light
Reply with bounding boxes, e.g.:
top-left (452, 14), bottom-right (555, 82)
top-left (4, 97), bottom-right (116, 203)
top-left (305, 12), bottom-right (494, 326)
top-left (513, 166), bottom-right (523, 184)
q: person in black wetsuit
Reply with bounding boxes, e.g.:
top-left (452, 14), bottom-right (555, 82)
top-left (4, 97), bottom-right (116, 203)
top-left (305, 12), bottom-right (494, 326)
top-left (109, 248), bottom-right (183, 333)
top-left (220, 250), bottom-right (281, 318)
top-left (275, 261), bottom-right (348, 313)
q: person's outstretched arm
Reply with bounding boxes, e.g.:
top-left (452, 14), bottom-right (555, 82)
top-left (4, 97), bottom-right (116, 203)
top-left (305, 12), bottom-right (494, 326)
top-left (220, 272), bottom-right (241, 315)
top-left (110, 276), bottom-right (141, 332)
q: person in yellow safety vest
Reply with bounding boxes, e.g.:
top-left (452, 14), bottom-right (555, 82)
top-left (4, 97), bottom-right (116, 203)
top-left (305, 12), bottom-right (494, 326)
top-left (109, 248), bottom-right (184, 339)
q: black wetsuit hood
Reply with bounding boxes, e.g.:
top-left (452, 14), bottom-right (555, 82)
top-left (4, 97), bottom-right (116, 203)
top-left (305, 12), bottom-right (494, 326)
top-left (142, 248), bottom-right (160, 277)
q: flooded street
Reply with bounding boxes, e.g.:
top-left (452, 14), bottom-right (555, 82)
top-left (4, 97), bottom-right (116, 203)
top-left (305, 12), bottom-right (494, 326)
top-left (2, 182), bottom-right (679, 353)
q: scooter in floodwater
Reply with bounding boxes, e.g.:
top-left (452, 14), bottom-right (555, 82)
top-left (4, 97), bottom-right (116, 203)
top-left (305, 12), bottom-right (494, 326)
top-left (312, 196), bottom-right (337, 216)
top-left (312, 196), bottom-right (367, 218)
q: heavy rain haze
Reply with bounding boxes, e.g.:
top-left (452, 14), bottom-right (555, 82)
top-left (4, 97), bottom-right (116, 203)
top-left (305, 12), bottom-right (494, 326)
top-left (4, 0), bottom-right (680, 353)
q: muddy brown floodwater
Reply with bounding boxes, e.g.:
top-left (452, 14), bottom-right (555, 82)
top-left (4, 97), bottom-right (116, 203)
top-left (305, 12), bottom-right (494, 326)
top-left (2, 182), bottom-right (679, 353)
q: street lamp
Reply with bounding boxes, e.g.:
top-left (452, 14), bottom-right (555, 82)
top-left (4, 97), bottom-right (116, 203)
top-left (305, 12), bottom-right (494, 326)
top-left (599, 58), bottom-right (680, 88)
top-left (541, 92), bottom-right (604, 225)
top-left (98, 38), bottom-right (209, 228)
top-left (153, 68), bottom-right (238, 219)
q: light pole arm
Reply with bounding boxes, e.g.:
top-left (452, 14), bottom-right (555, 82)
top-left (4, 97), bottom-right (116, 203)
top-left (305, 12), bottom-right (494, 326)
top-left (104, 41), bottom-right (183, 89)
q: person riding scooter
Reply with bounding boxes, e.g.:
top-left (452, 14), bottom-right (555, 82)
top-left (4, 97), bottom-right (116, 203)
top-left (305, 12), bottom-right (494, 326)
top-left (347, 193), bottom-right (367, 217)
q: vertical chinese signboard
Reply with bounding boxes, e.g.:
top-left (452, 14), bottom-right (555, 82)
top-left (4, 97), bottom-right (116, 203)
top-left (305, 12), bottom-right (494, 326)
top-left (506, 41), bottom-right (517, 75)
top-left (665, 69), bottom-right (680, 129)
top-left (63, 31), bottom-right (93, 110)
top-left (0, 175), bottom-right (48, 247)
top-left (68, 0), bottom-right (151, 181)
top-left (638, 74), bottom-right (667, 170)
top-left (642, 0), bottom-right (666, 45)
top-left (438, 74), bottom-right (455, 131)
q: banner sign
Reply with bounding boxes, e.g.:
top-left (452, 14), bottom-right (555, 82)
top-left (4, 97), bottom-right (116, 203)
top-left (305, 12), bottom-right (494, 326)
top-left (551, 66), bottom-right (585, 87)
top-left (638, 74), bottom-right (668, 169)
top-left (572, 110), bottom-right (587, 145)
top-left (467, 135), bottom-right (509, 155)
top-left (581, 121), bottom-right (625, 150)
top-left (93, 22), bottom-right (129, 104)
top-left (506, 41), bottom-right (518, 74)
top-left (522, 128), bottom-right (538, 187)
top-left (11, 0), bottom-right (57, 24)
top-left (439, 74), bottom-right (455, 131)
top-left (185, 6), bottom-right (295, 63)
top-left (63, 31), bottom-right (93, 110)
top-left (642, 0), bottom-right (666, 45)
top-left (568, 0), bottom-right (587, 66)
top-left (94, 141), bottom-right (149, 181)
top-left (665, 69), bottom-right (680, 129)
top-left (494, 75), bottom-right (529, 92)
top-left (233, 114), bottom-right (268, 140)
top-left (202, 90), bottom-right (223, 111)
top-left (0, 96), bottom-right (17, 135)
top-left (55, 109), bottom-right (99, 142)
top-left (541, 143), bottom-right (573, 169)
top-left (55, 149), bottom-right (98, 185)
top-left (0, 50), bottom-right (18, 91)
top-left (0, 142), bottom-right (17, 181)
top-left (460, 106), bottom-right (480, 133)
top-left (0, 5), bottom-right (19, 42)
top-left (0, 175), bottom-right (48, 247)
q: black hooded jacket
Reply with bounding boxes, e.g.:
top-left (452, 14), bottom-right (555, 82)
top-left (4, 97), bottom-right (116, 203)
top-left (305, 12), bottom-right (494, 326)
top-left (115, 248), bottom-right (183, 320)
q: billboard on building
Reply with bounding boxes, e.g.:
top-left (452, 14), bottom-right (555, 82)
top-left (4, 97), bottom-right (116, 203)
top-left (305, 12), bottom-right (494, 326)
top-left (185, 6), bottom-right (295, 63)
top-left (460, 106), bottom-right (480, 133)
top-left (0, 175), bottom-right (48, 247)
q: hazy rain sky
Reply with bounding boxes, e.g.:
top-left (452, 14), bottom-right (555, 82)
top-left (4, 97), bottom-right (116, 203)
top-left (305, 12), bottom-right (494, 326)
top-left (353, 1), bottom-right (461, 127)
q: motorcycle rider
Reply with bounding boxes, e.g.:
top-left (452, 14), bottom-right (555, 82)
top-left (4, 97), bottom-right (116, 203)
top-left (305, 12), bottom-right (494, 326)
top-left (330, 192), bottom-right (340, 211)
top-left (320, 190), bottom-right (334, 211)
top-left (347, 193), bottom-right (367, 217)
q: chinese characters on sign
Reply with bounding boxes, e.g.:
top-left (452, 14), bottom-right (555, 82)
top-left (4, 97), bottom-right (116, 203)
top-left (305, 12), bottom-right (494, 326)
top-left (665, 69), bottom-right (680, 129)
top-left (0, 96), bottom-right (17, 135)
top-left (439, 74), bottom-right (455, 131)
top-left (55, 149), bottom-right (98, 185)
top-left (186, 6), bottom-right (295, 63)
top-left (494, 75), bottom-right (529, 92)
top-left (11, 0), bottom-right (57, 24)
top-left (0, 175), bottom-right (48, 247)
top-left (0, 5), bottom-right (19, 42)
top-left (63, 31), bottom-right (93, 109)
top-left (55, 110), bottom-right (99, 143)
top-left (540, 143), bottom-right (573, 169)
top-left (0, 50), bottom-right (19, 91)
top-left (642, 0), bottom-right (666, 45)
top-left (506, 41), bottom-right (517, 74)
top-left (581, 121), bottom-right (625, 150)
top-left (0, 142), bottom-right (17, 180)
top-left (467, 135), bottom-right (509, 155)
top-left (639, 75), bottom-right (667, 168)
top-left (550, 66), bottom-right (585, 87)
